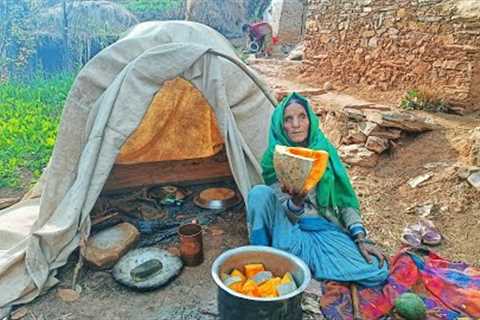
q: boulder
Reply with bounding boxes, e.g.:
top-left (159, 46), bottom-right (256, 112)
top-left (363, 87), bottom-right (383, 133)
top-left (366, 111), bottom-right (436, 132)
top-left (365, 136), bottom-right (389, 153)
top-left (83, 222), bottom-right (140, 269)
top-left (359, 121), bottom-right (379, 136)
top-left (343, 130), bottom-right (367, 145)
top-left (359, 121), bottom-right (402, 139)
top-left (370, 127), bottom-right (402, 140)
top-left (321, 111), bottom-right (349, 147)
top-left (287, 43), bottom-right (304, 61)
top-left (338, 144), bottom-right (379, 167)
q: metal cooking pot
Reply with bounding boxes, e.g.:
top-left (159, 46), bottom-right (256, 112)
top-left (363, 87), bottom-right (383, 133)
top-left (211, 245), bottom-right (311, 320)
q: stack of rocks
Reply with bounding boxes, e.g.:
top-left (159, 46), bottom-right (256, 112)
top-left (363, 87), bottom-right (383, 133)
top-left (320, 104), bottom-right (436, 167)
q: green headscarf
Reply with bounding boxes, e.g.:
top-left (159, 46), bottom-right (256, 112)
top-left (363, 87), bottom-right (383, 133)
top-left (261, 92), bottom-right (360, 216)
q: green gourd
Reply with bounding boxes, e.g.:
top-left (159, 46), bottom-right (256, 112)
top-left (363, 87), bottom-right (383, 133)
top-left (394, 293), bottom-right (427, 320)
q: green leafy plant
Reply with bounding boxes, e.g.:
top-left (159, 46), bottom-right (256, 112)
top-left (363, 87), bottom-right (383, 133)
top-left (120, 0), bottom-right (183, 14)
top-left (0, 73), bottom-right (74, 188)
top-left (400, 88), bottom-right (451, 113)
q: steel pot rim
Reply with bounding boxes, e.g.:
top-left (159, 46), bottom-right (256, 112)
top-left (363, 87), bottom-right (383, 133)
top-left (211, 245), bottom-right (312, 302)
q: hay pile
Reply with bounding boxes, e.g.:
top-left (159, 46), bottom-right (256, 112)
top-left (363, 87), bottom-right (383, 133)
top-left (185, 0), bottom-right (246, 38)
top-left (36, 1), bottom-right (138, 70)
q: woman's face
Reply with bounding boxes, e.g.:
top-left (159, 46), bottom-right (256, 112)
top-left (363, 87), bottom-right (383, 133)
top-left (283, 102), bottom-right (310, 144)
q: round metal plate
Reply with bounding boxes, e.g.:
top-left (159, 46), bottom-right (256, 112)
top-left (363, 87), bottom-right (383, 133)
top-left (193, 187), bottom-right (241, 210)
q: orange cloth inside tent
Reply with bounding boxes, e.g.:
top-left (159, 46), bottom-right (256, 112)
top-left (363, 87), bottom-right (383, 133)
top-left (116, 77), bottom-right (224, 164)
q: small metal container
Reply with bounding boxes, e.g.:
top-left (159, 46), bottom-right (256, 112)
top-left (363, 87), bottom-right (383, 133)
top-left (178, 223), bottom-right (204, 267)
top-left (211, 245), bottom-right (311, 320)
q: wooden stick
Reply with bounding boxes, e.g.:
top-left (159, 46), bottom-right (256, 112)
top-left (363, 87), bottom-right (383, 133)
top-left (71, 251), bottom-right (83, 290)
top-left (350, 283), bottom-right (363, 320)
top-left (91, 211), bottom-right (119, 226)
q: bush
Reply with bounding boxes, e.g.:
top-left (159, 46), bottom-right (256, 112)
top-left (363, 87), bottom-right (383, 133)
top-left (0, 73), bottom-right (74, 188)
top-left (400, 88), bottom-right (451, 113)
top-left (120, 0), bottom-right (183, 14)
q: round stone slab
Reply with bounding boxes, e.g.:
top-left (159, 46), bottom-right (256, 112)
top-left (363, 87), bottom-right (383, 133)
top-left (112, 247), bottom-right (183, 291)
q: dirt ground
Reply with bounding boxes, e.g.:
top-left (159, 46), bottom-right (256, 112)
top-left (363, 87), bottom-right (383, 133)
top-left (2, 57), bottom-right (480, 319)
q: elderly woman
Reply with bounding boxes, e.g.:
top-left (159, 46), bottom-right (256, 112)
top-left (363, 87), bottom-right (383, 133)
top-left (247, 92), bottom-right (388, 287)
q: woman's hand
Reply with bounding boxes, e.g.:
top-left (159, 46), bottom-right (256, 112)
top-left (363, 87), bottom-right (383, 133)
top-left (280, 184), bottom-right (307, 206)
top-left (355, 234), bottom-right (386, 268)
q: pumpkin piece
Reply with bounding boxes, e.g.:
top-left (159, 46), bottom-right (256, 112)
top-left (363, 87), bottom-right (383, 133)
top-left (223, 275), bottom-right (244, 293)
top-left (230, 269), bottom-right (246, 283)
top-left (230, 281), bottom-right (244, 293)
top-left (252, 271), bottom-right (272, 285)
top-left (258, 277), bottom-right (281, 297)
top-left (242, 279), bottom-right (260, 297)
top-left (273, 145), bottom-right (329, 194)
top-left (244, 263), bottom-right (265, 279)
top-left (276, 282), bottom-right (297, 296)
top-left (281, 272), bottom-right (294, 285)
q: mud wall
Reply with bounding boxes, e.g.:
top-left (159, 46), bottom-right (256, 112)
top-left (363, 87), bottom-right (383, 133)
top-left (271, 0), bottom-right (306, 45)
top-left (304, 0), bottom-right (480, 111)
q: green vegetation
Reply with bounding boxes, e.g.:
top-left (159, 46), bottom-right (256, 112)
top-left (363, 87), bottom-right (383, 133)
top-left (0, 74), bottom-right (74, 188)
top-left (120, 0), bottom-right (183, 13)
top-left (400, 89), bottom-right (451, 113)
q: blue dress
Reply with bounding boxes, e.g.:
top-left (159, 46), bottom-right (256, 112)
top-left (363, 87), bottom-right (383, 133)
top-left (247, 185), bottom-right (389, 287)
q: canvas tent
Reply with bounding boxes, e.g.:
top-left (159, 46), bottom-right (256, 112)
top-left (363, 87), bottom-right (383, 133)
top-left (0, 21), bottom-right (274, 312)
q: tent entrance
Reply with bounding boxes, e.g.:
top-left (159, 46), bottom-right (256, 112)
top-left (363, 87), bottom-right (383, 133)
top-left (103, 77), bottom-right (232, 193)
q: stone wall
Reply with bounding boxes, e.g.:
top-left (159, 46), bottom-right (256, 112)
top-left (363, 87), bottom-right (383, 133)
top-left (304, 0), bottom-right (480, 111)
top-left (271, 0), bottom-right (306, 45)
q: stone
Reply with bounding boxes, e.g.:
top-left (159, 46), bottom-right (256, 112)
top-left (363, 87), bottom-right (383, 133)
top-left (467, 171), bottom-right (480, 190)
top-left (83, 222), bottom-right (140, 269)
top-left (457, 166), bottom-right (480, 179)
top-left (470, 127), bottom-right (480, 166)
top-left (112, 247), bottom-right (183, 290)
top-left (397, 8), bottom-right (408, 18)
top-left (343, 130), bottom-right (367, 145)
top-left (370, 127), bottom-right (402, 139)
top-left (338, 144), bottom-right (379, 167)
top-left (365, 136), bottom-right (389, 153)
top-left (407, 173), bottom-right (433, 188)
top-left (287, 43), bottom-right (304, 61)
top-left (368, 37), bottom-right (378, 48)
top-left (57, 288), bottom-right (80, 302)
top-left (363, 30), bottom-right (375, 38)
top-left (323, 81), bottom-right (333, 91)
top-left (321, 111), bottom-right (349, 148)
top-left (359, 121), bottom-right (379, 136)
top-left (444, 60), bottom-right (459, 70)
top-left (344, 109), bottom-right (366, 122)
top-left (366, 112), bottom-right (436, 132)
top-left (415, 203), bottom-right (434, 217)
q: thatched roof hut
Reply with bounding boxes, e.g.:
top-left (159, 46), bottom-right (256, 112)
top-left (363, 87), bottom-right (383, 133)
top-left (36, 1), bottom-right (138, 72)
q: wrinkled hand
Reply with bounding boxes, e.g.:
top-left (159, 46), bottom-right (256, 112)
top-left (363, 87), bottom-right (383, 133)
top-left (356, 235), bottom-right (386, 268)
top-left (280, 184), bottom-right (307, 207)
